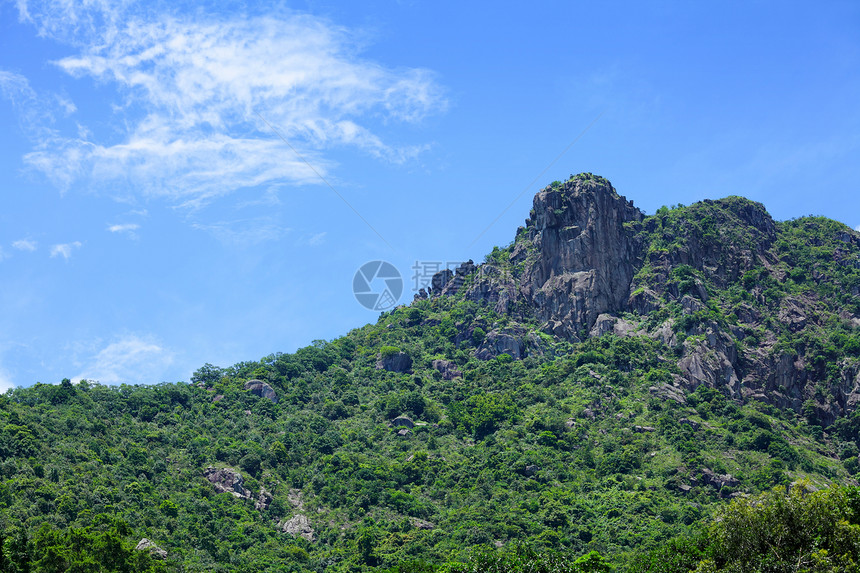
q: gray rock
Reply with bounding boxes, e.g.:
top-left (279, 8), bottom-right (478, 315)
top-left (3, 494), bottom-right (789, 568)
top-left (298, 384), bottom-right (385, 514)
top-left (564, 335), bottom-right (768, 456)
top-left (412, 518), bottom-right (435, 530)
top-left (255, 488), bottom-right (273, 511)
top-left (281, 514), bottom-right (315, 541)
top-left (680, 295), bottom-right (705, 315)
top-left (475, 330), bottom-right (524, 360)
top-left (392, 416), bottom-right (414, 428)
top-left (516, 178), bottom-right (643, 336)
top-left (633, 425), bottom-right (655, 433)
top-left (677, 326), bottom-right (741, 397)
top-left (204, 466), bottom-right (252, 499)
top-left (135, 538), bottom-right (168, 560)
top-left (287, 489), bottom-right (304, 510)
top-left (431, 359), bottom-right (462, 380)
top-left (377, 352), bottom-right (413, 373)
top-left (700, 468), bottom-right (739, 490)
top-left (649, 383), bottom-right (687, 404)
top-left (243, 379), bottom-right (279, 403)
top-left (589, 313), bottom-right (618, 338)
top-left (525, 464), bottom-right (540, 476)
top-left (778, 297), bottom-right (808, 332)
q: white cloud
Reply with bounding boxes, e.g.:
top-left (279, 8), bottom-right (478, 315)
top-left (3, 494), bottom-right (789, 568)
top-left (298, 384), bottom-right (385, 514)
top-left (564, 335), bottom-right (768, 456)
top-left (50, 241), bottom-right (82, 259)
top-left (855, 225), bottom-right (860, 232)
top-left (308, 232), bottom-right (327, 246)
top-left (55, 94), bottom-right (76, 115)
top-left (0, 69), bottom-right (35, 104)
top-left (0, 247), bottom-right (7, 262)
top-left (73, 333), bottom-right (174, 385)
top-left (193, 218), bottom-right (289, 247)
top-left (107, 222), bottom-right (140, 236)
top-left (0, 368), bottom-right (15, 393)
top-left (16, 3), bottom-right (446, 207)
top-left (12, 239), bottom-right (37, 252)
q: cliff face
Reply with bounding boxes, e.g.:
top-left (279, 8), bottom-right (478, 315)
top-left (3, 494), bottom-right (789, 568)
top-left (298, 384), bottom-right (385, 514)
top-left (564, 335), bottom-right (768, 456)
top-left (426, 173), bottom-right (860, 424)
top-left (513, 175), bottom-right (643, 339)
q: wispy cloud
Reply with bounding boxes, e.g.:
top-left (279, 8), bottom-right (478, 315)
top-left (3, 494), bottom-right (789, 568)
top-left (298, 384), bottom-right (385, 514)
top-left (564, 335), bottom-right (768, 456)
top-left (107, 223), bottom-right (140, 237)
top-left (0, 368), bottom-right (15, 393)
top-left (193, 218), bottom-right (289, 247)
top-left (50, 241), bottom-right (82, 259)
top-left (308, 231), bottom-right (327, 246)
top-left (73, 333), bottom-right (174, 385)
top-left (0, 70), bottom-right (35, 105)
top-left (15, 3), bottom-right (446, 207)
top-left (12, 239), bottom-right (37, 252)
top-left (0, 247), bottom-right (7, 262)
top-left (0, 69), bottom-right (62, 140)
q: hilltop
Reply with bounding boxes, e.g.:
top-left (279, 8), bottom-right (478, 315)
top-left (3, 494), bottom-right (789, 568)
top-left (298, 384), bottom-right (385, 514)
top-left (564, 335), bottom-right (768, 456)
top-left (1, 173), bottom-right (860, 572)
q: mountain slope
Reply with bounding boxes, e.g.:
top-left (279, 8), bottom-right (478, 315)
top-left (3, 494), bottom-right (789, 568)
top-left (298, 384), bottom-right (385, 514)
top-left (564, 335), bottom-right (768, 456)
top-left (1, 173), bottom-right (859, 572)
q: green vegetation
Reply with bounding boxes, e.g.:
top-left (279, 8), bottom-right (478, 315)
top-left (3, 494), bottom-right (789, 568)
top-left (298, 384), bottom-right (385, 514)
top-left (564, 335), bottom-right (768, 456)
top-left (2, 178), bottom-right (859, 571)
top-left (634, 482), bottom-right (860, 572)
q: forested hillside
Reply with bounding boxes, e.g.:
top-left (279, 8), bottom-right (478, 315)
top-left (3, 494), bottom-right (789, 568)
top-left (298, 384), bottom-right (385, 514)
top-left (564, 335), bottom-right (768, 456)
top-left (2, 174), bottom-right (860, 572)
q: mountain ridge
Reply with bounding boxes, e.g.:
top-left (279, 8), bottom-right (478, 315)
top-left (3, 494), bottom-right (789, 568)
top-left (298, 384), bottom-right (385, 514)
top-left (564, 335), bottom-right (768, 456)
top-left (424, 173), bottom-right (860, 426)
top-left (1, 172), bottom-right (860, 571)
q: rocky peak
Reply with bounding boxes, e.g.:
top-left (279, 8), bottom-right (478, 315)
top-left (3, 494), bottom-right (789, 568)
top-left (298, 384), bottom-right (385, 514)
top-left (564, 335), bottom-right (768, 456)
top-left (713, 196), bottom-right (775, 237)
top-left (510, 174), bottom-right (644, 338)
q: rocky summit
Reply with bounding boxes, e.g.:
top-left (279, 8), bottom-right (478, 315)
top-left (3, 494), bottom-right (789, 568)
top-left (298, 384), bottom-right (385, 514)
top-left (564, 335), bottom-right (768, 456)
top-left (3, 172), bottom-right (860, 572)
top-left (426, 173), bottom-right (860, 425)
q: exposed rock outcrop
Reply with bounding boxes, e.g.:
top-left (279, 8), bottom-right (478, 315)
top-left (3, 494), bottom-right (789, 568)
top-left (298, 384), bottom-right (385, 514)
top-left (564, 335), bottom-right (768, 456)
top-left (255, 488), bottom-right (273, 511)
top-left (281, 514), bottom-right (315, 541)
top-left (204, 466), bottom-right (252, 499)
top-left (377, 352), bottom-right (413, 373)
top-left (244, 379), bottom-right (279, 403)
top-left (508, 176), bottom-right (644, 338)
top-left (391, 416), bottom-right (414, 429)
top-left (135, 538), bottom-right (168, 560)
top-left (474, 330), bottom-right (524, 360)
top-left (419, 172), bottom-right (860, 424)
top-left (676, 324), bottom-right (741, 397)
top-left (432, 359), bottom-right (462, 380)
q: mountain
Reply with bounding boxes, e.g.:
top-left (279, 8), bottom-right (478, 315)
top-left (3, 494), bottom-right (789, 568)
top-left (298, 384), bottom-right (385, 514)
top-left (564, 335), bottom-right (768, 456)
top-left (2, 173), bottom-right (860, 572)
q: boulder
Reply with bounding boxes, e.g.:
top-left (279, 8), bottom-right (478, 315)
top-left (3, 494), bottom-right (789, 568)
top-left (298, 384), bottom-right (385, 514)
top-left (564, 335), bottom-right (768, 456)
top-left (700, 468), bottom-right (739, 490)
top-left (649, 383), bottom-right (687, 405)
top-left (287, 488), bottom-right (304, 510)
top-left (432, 359), bottom-right (462, 380)
top-left (135, 538), bottom-right (167, 560)
top-left (391, 416), bottom-right (414, 429)
top-left (633, 425), bottom-right (656, 433)
top-left (589, 313), bottom-right (618, 338)
top-left (281, 514), bottom-right (315, 541)
top-left (677, 325), bottom-right (741, 397)
top-left (255, 488), bottom-right (273, 511)
top-left (243, 380), bottom-right (279, 403)
top-left (204, 466), bottom-right (252, 499)
top-left (377, 352), bottom-right (413, 373)
top-left (475, 331), bottom-right (524, 360)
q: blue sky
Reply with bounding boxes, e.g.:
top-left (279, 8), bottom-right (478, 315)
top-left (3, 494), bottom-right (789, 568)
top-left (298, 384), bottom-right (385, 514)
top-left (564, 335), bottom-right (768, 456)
top-left (1, 0), bottom-right (859, 390)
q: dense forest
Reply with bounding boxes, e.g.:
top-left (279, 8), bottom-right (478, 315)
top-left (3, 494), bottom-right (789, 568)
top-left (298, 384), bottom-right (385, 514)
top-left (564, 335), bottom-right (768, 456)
top-left (2, 174), bottom-right (860, 572)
